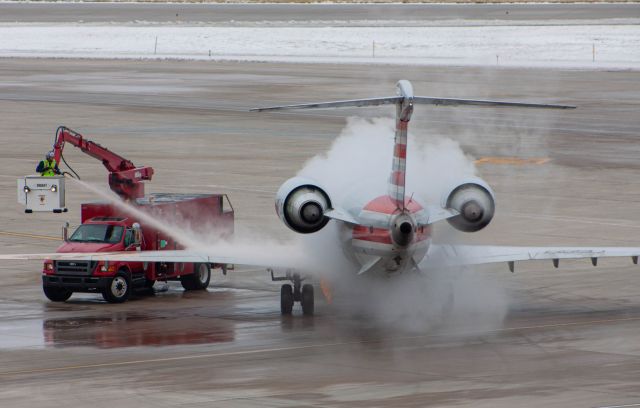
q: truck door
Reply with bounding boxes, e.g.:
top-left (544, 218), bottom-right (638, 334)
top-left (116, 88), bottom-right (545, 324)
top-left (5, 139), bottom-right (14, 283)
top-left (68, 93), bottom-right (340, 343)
top-left (124, 227), bottom-right (144, 274)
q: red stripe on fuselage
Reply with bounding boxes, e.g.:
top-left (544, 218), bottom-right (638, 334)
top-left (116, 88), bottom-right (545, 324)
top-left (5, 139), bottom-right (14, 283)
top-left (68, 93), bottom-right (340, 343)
top-left (363, 195), bottom-right (424, 215)
top-left (415, 225), bottom-right (432, 242)
top-left (397, 121), bottom-right (408, 131)
top-left (352, 224), bottom-right (432, 245)
top-left (352, 225), bottom-right (393, 244)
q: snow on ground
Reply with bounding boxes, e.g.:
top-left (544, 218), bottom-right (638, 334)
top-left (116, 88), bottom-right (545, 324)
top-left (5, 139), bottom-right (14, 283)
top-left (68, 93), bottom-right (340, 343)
top-left (0, 23), bottom-right (639, 69)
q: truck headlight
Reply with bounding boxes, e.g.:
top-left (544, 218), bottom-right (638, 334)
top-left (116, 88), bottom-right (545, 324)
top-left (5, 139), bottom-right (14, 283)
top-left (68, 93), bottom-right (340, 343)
top-left (50, 185), bottom-right (57, 192)
top-left (23, 186), bottom-right (30, 193)
top-left (45, 262), bottom-right (54, 271)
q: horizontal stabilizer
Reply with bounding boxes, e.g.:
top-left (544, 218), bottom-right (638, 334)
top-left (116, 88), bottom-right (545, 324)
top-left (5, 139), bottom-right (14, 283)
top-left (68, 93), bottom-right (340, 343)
top-left (252, 95), bottom-right (574, 112)
top-left (413, 96), bottom-right (575, 110)
top-left (251, 97), bottom-right (401, 112)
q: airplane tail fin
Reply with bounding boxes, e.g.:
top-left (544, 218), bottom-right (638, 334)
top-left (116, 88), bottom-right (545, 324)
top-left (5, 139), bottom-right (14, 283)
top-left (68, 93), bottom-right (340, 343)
top-left (252, 81), bottom-right (574, 211)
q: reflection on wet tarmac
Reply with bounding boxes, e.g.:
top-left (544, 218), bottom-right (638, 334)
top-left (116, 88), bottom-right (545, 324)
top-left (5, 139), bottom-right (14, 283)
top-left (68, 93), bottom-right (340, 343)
top-left (42, 312), bottom-right (235, 349)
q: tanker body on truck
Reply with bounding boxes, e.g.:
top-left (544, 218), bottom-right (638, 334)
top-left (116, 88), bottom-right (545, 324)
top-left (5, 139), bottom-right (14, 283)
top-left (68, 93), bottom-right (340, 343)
top-left (41, 127), bottom-right (234, 303)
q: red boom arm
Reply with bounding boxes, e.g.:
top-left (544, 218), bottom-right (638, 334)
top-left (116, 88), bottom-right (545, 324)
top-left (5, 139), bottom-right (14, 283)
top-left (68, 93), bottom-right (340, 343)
top-left (53, 126), bottom-right (154, 200)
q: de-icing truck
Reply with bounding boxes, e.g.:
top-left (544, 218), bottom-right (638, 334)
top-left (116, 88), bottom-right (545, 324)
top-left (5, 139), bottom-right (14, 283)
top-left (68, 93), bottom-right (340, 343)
top-left (40, 127), bottom-right (234, 303)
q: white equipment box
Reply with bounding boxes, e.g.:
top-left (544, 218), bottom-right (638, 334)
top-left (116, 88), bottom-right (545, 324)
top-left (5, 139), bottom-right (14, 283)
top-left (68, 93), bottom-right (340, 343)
top-left (17, 175), bottom-right (67, 213)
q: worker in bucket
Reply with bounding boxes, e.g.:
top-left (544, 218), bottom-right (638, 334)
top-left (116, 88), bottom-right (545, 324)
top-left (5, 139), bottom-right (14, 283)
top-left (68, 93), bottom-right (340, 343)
top-left (36, 151), bottom-right (61, 177)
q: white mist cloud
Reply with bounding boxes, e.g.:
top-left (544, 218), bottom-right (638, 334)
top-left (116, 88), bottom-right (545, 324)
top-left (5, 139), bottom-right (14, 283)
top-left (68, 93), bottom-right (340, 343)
top-left (67, 178), bottom-right (311, 270)
top-left (296, 116), bottom-right (507, 332)
top-left (297, 116), bottom-right (478, 208)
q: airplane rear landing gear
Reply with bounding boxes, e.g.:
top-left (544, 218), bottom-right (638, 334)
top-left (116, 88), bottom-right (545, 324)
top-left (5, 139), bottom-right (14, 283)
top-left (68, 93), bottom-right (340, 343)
top-left (281, 284), bottom-right (294, 314)
top-left (301, 283), bottom-right (314, 316)
top-left (269, 269), bottom-right (314, 316)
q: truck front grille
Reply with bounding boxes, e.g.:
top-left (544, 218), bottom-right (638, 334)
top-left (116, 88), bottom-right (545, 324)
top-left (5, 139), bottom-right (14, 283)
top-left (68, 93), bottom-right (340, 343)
top-left (54, 261), bottom-right (97, 276)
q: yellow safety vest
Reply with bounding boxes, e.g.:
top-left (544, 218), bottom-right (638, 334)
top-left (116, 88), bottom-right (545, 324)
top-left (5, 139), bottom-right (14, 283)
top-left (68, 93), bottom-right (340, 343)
top-left (41, 159), bottom-right (57, 177)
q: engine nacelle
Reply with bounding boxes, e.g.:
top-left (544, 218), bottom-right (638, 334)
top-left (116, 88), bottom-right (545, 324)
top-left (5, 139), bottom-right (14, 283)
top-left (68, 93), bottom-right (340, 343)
top-left (442, 178), bottom-right (495, 232)
top-left (276, 177), bottom-right (332, 234)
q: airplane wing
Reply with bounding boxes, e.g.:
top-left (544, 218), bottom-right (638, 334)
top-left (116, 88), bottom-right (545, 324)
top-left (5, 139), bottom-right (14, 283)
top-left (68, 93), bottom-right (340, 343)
top-left (5, 244), bottom-right (639, 275)
top-left (0, 249), bottom-right (308, 270)
top-left (423, 244), bottom-right (640, 272)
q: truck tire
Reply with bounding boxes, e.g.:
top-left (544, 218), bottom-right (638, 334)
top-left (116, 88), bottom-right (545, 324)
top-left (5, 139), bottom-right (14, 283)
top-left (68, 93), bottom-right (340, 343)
top-left (102, 270), bottom-right (132, 303)
top-left (43, 286), bottom-right (72, 302)
top-left (181, 263), bottom-right (211, 291)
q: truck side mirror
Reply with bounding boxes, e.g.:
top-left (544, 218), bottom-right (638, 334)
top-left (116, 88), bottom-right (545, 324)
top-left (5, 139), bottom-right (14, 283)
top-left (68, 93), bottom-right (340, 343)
top-left (62, 222), bottom-right (69, 242)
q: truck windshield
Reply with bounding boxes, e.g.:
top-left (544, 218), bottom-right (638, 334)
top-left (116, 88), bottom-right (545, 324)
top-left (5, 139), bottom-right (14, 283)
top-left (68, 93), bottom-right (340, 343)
top-left (69, 225), bottom-right (124, 244)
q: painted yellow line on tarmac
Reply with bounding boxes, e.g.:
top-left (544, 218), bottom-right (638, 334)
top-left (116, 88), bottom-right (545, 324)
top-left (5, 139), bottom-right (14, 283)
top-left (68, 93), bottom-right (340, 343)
top-left (475, 157), bottom-right (550, 165)
top-left (3, 314), bottom-right (640, 377)
top-left (0, 230), bottom-right (60, 241)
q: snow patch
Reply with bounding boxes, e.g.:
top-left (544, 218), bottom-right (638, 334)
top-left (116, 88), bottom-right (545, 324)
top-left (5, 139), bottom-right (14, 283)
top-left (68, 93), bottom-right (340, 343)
top-left (0, 24), bottom-right (639, 69)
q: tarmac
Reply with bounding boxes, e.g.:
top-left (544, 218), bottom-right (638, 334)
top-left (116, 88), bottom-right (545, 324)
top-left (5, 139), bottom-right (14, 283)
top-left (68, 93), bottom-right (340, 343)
top-left (1, 58), bottom-right (640, 407)
top-left (0, 3), bottom-right (638, 24)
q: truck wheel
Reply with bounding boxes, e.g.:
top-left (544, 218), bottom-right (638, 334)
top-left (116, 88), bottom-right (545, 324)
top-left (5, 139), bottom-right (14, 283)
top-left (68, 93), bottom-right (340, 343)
top-left (102, 271), bottom-right (132, 303)
top-left (181, 263), bottom-right (210, 291)
top-left (43, 286), bottom-right (72, 302)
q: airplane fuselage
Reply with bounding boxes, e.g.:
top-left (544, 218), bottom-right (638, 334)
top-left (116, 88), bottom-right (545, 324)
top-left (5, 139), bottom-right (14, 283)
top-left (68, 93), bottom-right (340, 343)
top-left (342, 194), bottom-right (432, 275)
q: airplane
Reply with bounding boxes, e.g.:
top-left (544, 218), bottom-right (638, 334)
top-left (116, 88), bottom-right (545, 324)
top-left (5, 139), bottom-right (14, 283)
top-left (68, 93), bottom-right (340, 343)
top-left (4, 79), bottom-right (640, 316)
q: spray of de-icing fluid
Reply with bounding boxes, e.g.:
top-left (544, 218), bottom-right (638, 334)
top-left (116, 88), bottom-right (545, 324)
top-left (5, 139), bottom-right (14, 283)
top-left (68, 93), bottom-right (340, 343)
top-left (297, 117), bottom-right (508, 332)
top-left (70, 116), bottom-right (508, 332)
top-left (67, 177), bottom-right (311, 270)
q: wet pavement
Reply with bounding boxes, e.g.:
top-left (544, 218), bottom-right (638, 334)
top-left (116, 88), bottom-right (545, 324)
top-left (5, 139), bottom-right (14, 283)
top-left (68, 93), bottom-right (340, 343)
top-left (0, 58), bottom-right (640, 406)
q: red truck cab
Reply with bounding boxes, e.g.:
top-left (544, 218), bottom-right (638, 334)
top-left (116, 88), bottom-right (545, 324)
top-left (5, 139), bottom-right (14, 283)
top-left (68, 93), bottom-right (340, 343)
top-left (42, 193), bottom-right (234, 303)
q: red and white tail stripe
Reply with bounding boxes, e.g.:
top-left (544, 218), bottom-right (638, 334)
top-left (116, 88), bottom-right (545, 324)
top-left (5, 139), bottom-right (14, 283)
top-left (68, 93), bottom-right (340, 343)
top-left (388, 80), bottom-right (414, 209)
top-left (388, 119), bottom-right (408, 206)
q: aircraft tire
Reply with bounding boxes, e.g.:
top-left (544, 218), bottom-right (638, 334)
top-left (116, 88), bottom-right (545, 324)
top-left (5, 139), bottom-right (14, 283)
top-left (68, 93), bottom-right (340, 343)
top-left (301, 284), bottom-right (314, 316)
top-left (281, 284), bottom-right (294, 315)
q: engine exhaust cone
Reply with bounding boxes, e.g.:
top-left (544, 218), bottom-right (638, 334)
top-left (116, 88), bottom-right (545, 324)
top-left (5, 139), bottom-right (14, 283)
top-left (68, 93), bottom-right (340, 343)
top-left (391, 216), bottom-right (414, 247)
top-left (400, 221), bottom-right (413, 235)
top-left (461, 201), bottom-right (484, 222)
top-left (301, 202), bottom-right (323, 224)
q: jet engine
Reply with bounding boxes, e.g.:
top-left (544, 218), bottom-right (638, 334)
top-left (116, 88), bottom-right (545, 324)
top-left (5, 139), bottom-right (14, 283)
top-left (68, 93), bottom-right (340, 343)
top-left (275, 177), bottom-right (332, 234)
top-left (442, 178), bottom-right (495, 232)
